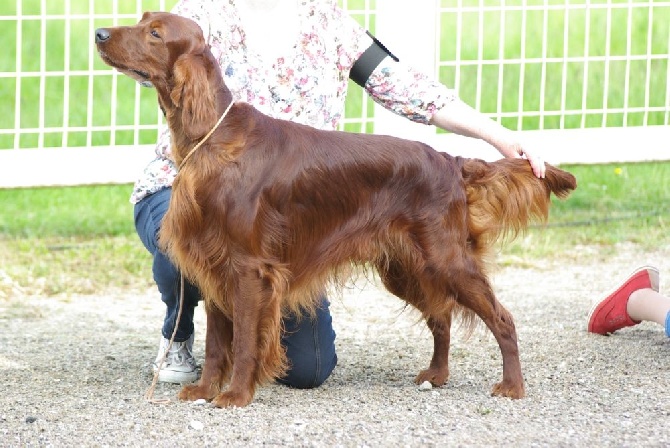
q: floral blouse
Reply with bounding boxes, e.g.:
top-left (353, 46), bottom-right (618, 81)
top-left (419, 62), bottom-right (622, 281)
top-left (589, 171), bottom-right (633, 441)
top-left (130, 0), bottom-right (456, 204)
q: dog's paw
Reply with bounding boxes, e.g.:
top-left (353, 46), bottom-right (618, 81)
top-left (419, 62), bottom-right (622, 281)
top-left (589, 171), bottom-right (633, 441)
top-left (178, 383), bottom-right (218, 402)
top-left (491, 380), bottom-right (525, 399)
top-left (414, 367), bottom-right (449, 387)
top-left (211, 390), bottom-right (254, 408)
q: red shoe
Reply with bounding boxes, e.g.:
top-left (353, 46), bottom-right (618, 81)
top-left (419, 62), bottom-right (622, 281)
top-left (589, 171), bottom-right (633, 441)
top-left (587, 266), bottom-right (660, 335)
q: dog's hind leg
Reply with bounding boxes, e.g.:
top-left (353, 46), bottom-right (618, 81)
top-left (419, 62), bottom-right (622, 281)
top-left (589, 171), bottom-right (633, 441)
top-left (179, 304), bottom-right (233, 402)
top-left (447, 264), bottom-right (525, 399)
top-left (377, 260), bottom-right (454, 387)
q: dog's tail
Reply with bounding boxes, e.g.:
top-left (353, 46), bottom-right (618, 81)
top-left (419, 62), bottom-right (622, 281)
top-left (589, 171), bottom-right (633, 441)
top-left (455, 157), bottom-right (577, 249)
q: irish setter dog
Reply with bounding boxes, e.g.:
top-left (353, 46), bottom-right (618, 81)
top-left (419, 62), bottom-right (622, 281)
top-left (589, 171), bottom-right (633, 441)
top-left (96, 12), bottom-right (576, 408)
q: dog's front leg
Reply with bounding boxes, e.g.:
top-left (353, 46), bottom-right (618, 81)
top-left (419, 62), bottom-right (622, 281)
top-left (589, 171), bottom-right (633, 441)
top-left (211, 268), bottom-right (286, 408)
top-left (178, 304), bottom-right (233, 401)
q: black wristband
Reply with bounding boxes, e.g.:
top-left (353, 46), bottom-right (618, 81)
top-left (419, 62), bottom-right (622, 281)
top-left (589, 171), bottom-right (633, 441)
top-left (350, 31), bottom-right (399, 88)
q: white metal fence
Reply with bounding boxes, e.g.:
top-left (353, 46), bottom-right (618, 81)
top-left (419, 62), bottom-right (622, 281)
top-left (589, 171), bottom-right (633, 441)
top-left (0, 0), bottom-right (668, 188)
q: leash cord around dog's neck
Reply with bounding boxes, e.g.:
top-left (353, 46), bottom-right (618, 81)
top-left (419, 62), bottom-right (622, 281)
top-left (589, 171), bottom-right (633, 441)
top-left (179, 100), bottom-right (234, 170)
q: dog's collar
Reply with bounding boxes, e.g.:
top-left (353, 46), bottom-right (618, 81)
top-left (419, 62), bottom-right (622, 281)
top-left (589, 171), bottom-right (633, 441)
top-left (178, 100), bottom-right (235, 170)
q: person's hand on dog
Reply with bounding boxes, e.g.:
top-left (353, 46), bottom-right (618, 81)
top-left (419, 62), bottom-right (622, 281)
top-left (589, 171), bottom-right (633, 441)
top-left (430, 99), bottom-right (547, 179)
top-left (499, 140), bottom-right (546, 179)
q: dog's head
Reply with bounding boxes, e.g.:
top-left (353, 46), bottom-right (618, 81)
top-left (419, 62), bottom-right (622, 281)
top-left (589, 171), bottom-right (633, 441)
top-left (95, 11), bottom-right (206, 89)
top-left (95, 12), bottom-right (224, 142)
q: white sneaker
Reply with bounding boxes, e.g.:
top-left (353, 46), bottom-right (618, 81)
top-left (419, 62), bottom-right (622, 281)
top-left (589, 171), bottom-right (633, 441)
top-left (152, 334), bottom-right (199, 384)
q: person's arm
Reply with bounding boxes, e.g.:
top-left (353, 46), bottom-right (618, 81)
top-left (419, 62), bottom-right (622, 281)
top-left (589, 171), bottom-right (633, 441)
top-left (336, 7), bottom-right (546, 178)
top-left (430, 99), bottom-right (546, 178)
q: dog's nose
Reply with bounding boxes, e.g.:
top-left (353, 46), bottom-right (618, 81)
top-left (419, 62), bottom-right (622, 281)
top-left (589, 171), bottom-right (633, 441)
top-left (95, 28), bottom-right (110, 43)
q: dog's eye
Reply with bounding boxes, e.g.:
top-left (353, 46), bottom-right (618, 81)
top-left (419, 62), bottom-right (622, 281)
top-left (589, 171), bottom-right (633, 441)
top-left (150, 29), bottom-right (161, 39)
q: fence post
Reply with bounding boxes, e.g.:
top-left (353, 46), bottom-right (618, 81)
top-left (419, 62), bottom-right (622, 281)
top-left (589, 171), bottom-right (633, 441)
top-left (372, 0), bottom-right (440, 144)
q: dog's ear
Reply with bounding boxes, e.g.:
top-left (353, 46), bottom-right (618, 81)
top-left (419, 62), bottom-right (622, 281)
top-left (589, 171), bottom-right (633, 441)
top-left (170, 53), bottom-right (218, 140)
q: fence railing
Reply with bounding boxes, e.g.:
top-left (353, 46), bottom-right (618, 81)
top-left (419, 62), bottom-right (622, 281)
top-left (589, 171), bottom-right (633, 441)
top-left (0, 0), bottom-right (668, 188)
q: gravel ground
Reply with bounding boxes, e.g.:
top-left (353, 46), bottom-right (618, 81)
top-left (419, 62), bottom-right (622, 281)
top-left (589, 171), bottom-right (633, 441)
top-left (1, 243), bottom-right (669, 447)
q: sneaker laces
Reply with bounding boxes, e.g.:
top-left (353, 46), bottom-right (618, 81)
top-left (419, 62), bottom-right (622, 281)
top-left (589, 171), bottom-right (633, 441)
top-left (165, 340), bottom-right (195, 367)
top-left (155, 336), bottom-right (197, 370)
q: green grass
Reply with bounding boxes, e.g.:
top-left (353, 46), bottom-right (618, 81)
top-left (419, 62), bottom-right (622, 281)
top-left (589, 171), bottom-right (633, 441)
top-left (0, 184), bottom-right (136, 238)
top-left (0, 184), bottom-right (153, 297)
top-left (1, 161), bottom-right (669, 299)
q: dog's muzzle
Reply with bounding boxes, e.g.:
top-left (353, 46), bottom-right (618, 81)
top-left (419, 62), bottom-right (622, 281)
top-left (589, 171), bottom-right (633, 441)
top-left (94, 28), bottom-right (153, 88)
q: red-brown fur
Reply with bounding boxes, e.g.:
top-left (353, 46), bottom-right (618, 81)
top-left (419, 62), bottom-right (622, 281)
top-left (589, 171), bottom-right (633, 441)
top-left (96, 12), bottom-right (577, 408)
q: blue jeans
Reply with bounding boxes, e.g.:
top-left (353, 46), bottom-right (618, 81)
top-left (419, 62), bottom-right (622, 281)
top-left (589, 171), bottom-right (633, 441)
top-left (134, 187), bottom-right (337, 388)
